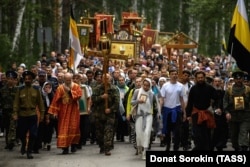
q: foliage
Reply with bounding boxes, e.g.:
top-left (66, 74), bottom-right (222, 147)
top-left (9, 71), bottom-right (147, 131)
top-left (0, 0), bottom-right (245, 68)
top-left (0, 34), bottom-right (12, 71)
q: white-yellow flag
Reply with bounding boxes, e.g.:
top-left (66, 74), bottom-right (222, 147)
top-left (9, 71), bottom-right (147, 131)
top-left (69, 7), bottom-right (82, 71)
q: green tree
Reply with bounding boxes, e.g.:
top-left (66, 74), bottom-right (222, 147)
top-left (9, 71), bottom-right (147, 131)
top-left (0, 34), bottom-right (12, 71)
top-left (0, 0), bottom-right (246, 68)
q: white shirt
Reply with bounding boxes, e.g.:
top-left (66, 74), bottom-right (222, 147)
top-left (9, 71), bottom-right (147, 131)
top-left (160, 81), bottom-right (185, 108)
top-left (182, 82), bottom-right (192, 104)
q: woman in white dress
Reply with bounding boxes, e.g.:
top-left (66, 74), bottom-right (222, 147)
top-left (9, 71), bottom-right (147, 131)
top-left (131, 78), bottom-right (157, 160)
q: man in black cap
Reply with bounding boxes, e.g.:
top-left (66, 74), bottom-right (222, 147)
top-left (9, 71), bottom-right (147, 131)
top-left (224, 70), bottom-right (250, 151)
top-left (0, 71), bottom-right (18, 150)
top-left (92, 70), bottom-right (103, 88)
top-left (232, 71), bottom-right (244, 79)
top-left (243, 73), bottom-right (250, 150)
top-left (13, 71), bottom-right (45, 159)
top-left (206, 76), bottom-right (214, 85)
top-left (45, 66), bottom-right (59, 91)
top-left (243, 73), bottom-right (250, 86)
top-left (37, 70), bottom-right (47, 87)
top-left (33, 69), bottom-right (48, 154)
top-left (22, 71), bottom-right (36, 80)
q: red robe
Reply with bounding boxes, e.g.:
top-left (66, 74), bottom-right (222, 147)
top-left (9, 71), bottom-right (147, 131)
top-left (48, 83), bottom-right (82, 148)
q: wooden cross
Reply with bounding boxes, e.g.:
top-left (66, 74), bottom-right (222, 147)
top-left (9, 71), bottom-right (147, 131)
top-left (87, 50), bottom-right (129, 109)
top-left (164, 32), bottom-right (198, 78)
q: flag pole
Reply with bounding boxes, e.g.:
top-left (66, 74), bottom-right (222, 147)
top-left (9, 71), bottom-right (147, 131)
top-left (229, 43), bottom-right (233, 63)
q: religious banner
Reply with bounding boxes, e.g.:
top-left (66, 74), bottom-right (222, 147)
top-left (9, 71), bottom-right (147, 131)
top-left (142, 28), bottom-right (158, 52)
top-left (94, 14), bottom-right (114, 43)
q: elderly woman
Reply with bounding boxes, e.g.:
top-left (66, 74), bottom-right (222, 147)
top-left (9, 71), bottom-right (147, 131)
top-left (131, 78), bottom-right (158, 160)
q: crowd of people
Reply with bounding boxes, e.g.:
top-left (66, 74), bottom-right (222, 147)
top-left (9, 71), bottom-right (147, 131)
top-left (0, 46), bottom-right (250, 160)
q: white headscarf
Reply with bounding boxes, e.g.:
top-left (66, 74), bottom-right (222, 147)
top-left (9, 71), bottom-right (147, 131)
top-left (158, 77), bottom-right (166, 85)
top-left (143, 78), bottom-right (152, 88)
top-left (42, 82), bottom-right (52, 107)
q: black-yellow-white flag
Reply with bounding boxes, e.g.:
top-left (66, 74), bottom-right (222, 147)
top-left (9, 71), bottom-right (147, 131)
top-left (228, 0), bottom-right (250, 73)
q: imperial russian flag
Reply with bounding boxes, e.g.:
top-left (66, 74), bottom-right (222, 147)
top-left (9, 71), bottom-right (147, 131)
top-left (227, 0), bottom-right (250, 73)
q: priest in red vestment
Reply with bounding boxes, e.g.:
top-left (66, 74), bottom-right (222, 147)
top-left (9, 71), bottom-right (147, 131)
top-left (48, 72), bottom-right (82, 154)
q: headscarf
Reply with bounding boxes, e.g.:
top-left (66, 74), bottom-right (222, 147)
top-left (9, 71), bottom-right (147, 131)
top-left (42, 81), bottom-right (52, 107)
top-left (143, 78), bottom-right (152, 89)
top-left (158, 77), bottom-right (166, 84)
top-left (136, 78), bottom-right (153, 131)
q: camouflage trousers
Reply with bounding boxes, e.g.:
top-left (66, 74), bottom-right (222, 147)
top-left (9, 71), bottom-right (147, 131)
top-left (230, 121), bottom-right (250, 150)
top-left (95, 116), bottom-right (115, 152)
top-left (8, 118), bottom-right (17, 145)
top-left (2, 111), bottom-right (16, 146)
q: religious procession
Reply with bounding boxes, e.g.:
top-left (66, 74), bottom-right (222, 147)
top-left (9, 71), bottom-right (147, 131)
top-left (0, 0), bottom-right (250, 162)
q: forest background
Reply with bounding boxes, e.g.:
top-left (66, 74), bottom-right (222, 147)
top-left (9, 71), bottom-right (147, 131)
top-left (0, 0), bottom-right (246, 70)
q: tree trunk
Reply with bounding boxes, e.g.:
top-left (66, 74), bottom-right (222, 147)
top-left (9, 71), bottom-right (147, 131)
top-left (55, 0), bottom-right (63, 52)
top-left (220, 4), bottom-right (225, 55)
top-left (29, 0), bottom-right (36, 56)
top-left (215, 21), bottom-right (218, 39)
top-left (11, 0), bottom-right (26, 56)
top-left (37, 0), bottom-right (43, 55)
top-left (188, 15), bottom-right (194, 51)
top-left (177, 0), bottom-right (183, 31)
top-left (156, 0), bottom-right (163, 31)
top-left (141, 0), bottom-right (145, 17)
top-left (103, 0), bottom-right (107, 11)
top-left (188, 13), bottom-right (200, 54)
top-left (194, 21), bottom-right (200, 54)
top-left (132, 0), bottom-right (138, 12)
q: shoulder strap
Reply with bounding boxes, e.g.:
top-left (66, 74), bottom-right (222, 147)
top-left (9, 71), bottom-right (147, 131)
top-left (227, 86), bottom-right (232, 96)
top-left (245, 85), bottom-right (250, 94)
